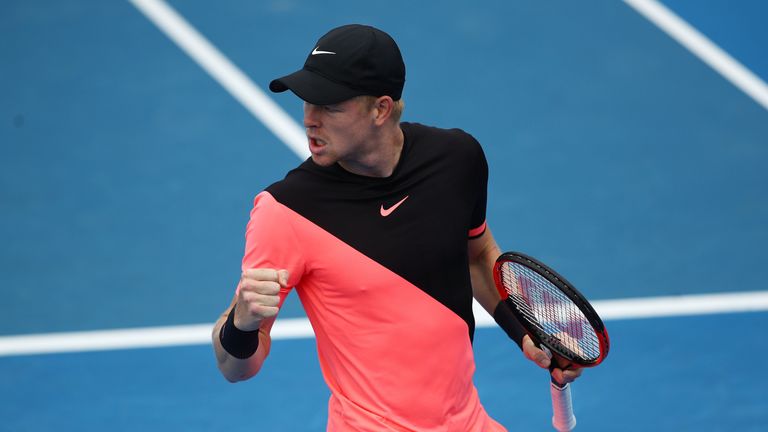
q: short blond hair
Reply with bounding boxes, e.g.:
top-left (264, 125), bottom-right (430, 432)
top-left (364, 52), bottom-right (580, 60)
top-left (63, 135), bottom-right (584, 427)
top-left (358, 95), bottom-right (405, 123)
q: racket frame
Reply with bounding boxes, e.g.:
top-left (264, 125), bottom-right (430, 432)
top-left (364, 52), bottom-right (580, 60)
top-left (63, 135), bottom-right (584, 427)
top-left (493, 251), bottom-right (610, 367)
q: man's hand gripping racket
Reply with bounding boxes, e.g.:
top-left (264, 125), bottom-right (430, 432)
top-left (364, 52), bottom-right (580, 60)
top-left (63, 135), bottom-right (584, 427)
top-left (493, 252), bottom-right (610, 432)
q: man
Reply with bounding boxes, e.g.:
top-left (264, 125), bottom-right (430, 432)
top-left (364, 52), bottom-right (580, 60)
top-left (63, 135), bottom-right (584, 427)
top-left (212, 24), bottom-right (581, 431)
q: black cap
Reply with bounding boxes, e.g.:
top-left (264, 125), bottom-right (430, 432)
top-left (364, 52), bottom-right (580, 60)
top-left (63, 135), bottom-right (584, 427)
top-left (269, 24), bottom-right (405, 105)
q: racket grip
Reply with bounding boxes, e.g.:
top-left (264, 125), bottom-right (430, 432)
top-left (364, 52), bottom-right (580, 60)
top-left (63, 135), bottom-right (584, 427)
top-left (550, 380), bottom-right (576, 432)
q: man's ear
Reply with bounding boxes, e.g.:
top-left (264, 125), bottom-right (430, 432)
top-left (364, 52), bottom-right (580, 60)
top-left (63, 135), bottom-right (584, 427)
top-left (372, 96), bottom-right (395, 126)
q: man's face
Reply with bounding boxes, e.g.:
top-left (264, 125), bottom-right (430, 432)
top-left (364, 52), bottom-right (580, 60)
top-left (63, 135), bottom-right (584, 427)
top-left (303, 97), bottom-right (376, 168)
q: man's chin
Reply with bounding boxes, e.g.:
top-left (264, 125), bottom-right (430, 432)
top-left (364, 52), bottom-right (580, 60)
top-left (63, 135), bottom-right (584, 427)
top-left (310, 154), bottom-right (335, 167)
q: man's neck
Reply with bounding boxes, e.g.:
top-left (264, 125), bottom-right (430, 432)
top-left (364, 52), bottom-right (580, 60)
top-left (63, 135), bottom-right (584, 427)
top-left (338, 124), bottom-right (404, 178)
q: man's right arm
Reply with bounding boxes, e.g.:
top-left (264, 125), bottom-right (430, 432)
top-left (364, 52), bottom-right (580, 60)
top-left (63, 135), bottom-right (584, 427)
top-left (212, 269), bottom-right (288, 382)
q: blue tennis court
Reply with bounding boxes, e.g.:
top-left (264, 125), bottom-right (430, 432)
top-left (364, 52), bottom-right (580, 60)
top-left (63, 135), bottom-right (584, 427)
top-left (2, 1), bottom-right (767, 430)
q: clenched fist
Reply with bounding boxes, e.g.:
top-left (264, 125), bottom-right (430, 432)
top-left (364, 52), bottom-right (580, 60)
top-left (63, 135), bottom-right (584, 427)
top-left (234, 268), bottom-right (289, 331)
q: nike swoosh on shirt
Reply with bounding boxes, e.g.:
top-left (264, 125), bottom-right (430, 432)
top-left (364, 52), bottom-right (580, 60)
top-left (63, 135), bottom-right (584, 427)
top-left (380, 196), bottom-right (409, 217)
top-left (312, 47), bottom-right (336, 55)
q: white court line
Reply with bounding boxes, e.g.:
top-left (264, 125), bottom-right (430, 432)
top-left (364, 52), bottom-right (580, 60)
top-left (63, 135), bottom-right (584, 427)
top-left (624, 0), bottom-right (768, 111)
top-left (129, 0), bottom-right (310, 159)
top-left (0, 318), bottom-right (311, 358)
top-left (2, 291), bottom-right (768, 357)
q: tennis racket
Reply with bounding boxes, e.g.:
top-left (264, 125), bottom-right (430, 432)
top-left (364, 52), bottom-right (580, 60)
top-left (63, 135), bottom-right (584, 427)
top-left (493, 252), bottom-right (610, 432)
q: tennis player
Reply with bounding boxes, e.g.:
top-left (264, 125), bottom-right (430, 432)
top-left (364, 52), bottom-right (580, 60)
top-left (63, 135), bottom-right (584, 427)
top-left (212, 24), bottom-right (582, 431)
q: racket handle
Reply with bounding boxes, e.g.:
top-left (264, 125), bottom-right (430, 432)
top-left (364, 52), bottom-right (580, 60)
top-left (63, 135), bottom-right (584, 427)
top-left (550, 379), bottom-right (576, 432)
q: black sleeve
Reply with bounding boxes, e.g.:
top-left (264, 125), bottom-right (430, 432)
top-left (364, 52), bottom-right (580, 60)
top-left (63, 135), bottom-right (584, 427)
top-left (471, 139), bottom-right (488, 234)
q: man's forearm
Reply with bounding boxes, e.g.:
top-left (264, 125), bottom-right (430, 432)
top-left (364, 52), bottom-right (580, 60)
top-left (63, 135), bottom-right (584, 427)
top-left (468, 228), bottom-right (526, 349)
top-left (212, 307), bottom-right (270, 382)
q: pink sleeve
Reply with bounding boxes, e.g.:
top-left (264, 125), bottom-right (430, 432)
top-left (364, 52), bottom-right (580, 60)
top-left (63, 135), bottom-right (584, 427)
top-left (240, 191), bottom-right (306, 309)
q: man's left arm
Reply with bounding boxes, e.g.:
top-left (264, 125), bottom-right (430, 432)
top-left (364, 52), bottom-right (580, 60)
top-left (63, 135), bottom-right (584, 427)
top-left (467, 227), bottom-right (503, 315)
top-left (468, 227), bottom-right (583, 385)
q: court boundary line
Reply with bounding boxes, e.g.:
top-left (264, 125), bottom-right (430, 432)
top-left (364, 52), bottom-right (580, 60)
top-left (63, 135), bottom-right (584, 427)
top-left (624, 0), bottom-right (768, 111)
top-left (2, 291), bottom-right (767, 357)
top-left (129, 0), bottom-right (310, 159)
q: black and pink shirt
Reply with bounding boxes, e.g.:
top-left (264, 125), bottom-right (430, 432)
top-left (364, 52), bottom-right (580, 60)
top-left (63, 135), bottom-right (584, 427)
top-left (240, 122), bottom-right (506, 431)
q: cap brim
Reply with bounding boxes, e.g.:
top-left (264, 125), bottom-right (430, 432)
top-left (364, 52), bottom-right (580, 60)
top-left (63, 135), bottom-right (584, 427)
top-left (269, 69), bottom-right (363, 105)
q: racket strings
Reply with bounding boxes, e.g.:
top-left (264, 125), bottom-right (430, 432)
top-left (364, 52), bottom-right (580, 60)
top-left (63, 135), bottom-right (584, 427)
top-left (500, 263), bottom-right (601, 362)
top-left (508, 293), bottom-right (547, 333)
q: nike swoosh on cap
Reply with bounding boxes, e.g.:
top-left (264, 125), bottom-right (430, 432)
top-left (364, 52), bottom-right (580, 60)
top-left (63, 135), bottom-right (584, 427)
top-left (311, 47), bottom-right (336, 55)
